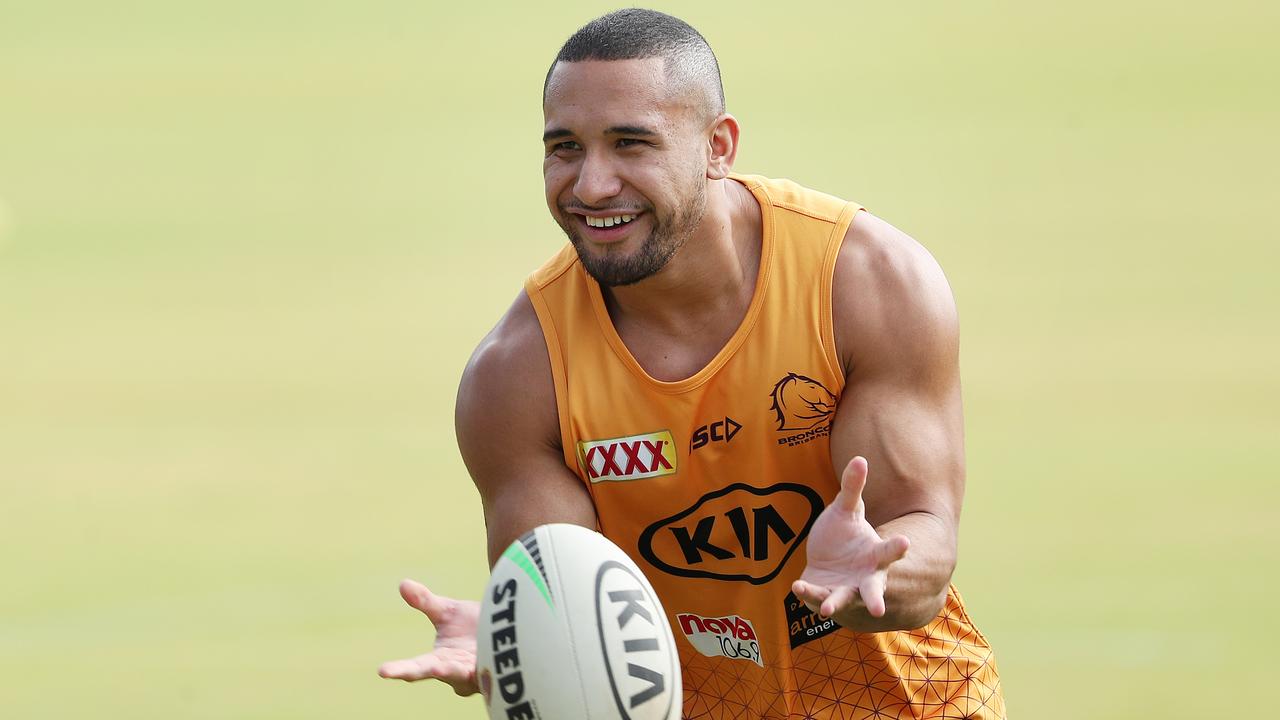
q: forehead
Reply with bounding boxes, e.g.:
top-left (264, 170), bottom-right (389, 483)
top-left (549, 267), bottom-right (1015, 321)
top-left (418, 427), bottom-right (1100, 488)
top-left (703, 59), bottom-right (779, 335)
top-left (543, 58), bottom-right (684, 133)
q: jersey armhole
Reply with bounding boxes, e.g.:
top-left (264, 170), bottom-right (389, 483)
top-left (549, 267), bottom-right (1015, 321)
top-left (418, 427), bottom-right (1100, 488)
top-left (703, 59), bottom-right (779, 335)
top-left (820, 202), bottom-right (864, 391)
top-left (522, 278), bottom-right (580, 477)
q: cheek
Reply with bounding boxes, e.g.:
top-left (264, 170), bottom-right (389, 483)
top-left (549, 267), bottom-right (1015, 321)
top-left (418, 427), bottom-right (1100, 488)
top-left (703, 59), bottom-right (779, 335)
top-left (655, 145), bottom-right (702, 184)
top-left (647, 163), bottom-right (698, 209)
top-left (542, 160), bottom-right (577, 202)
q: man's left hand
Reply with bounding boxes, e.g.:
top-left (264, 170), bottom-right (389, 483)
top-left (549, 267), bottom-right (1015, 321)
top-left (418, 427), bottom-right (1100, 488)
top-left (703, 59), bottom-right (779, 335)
top-left (792, 456), bottom-right (910, 619)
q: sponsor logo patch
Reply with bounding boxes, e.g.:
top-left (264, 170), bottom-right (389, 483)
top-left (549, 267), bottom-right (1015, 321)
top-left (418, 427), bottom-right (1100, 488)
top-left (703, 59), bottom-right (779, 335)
top-left (690, 416), bottom-right (741, 452)
top-left (783, 590), bottom-right (842, 648)
top-left (578, 430), bottom-right (677, 483)
top-left (676, 612), bottom-right (763, 666)
top-left (769, 373), bottom-right (837, 447)
top-left (637, 483), bottom-right (824, 584)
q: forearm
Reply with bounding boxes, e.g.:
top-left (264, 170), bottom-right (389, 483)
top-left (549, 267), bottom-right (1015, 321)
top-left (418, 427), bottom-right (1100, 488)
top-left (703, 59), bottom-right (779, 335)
top-left (833, 511), bottom-right (956, 632)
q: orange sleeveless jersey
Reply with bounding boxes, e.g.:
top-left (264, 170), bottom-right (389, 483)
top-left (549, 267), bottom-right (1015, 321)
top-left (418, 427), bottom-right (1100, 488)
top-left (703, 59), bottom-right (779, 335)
top-left (525, 174), bottom-right (1005, 719)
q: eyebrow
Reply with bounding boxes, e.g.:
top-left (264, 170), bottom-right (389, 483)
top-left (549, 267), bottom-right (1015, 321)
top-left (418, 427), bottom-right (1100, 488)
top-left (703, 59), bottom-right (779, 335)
top-left (541, 125), bottom-right (660, 143)
top-left (604, 125), bottom-right (659, 137)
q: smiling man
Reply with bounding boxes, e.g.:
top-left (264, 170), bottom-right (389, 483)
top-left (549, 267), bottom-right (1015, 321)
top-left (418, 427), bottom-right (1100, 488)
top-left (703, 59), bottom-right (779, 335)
top-left (380, 8), bottom-right (1005, 719)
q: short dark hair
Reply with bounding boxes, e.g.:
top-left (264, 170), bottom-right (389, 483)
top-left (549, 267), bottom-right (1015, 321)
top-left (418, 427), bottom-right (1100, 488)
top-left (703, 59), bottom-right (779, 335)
top-left (544, 8), bottom-right (725, 115)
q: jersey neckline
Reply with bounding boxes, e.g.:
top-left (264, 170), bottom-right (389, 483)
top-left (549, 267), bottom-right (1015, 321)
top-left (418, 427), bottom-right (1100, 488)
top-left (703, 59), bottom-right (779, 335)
top-left (584, 173), bottom-right (775, 395)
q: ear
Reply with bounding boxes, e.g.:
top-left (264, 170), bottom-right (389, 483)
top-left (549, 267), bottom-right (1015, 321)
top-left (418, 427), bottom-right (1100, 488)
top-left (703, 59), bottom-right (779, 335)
top-left (706, 113), bottom-right (740, 180)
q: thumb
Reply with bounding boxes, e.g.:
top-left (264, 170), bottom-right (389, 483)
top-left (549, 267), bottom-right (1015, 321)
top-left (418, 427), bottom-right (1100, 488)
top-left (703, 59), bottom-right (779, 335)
top-left (832, 456), bottom-right (869, 514)
top-left (400, 578), bottom-right (449, 625)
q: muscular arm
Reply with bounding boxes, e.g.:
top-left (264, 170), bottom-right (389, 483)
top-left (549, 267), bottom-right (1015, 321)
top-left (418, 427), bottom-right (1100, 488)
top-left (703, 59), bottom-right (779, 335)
top-left (456, 291), bottom-right (597, 567)
top-left (826, 211), bottom-right (965, 632)
top-left (378, 292), bottom-right (594, 690)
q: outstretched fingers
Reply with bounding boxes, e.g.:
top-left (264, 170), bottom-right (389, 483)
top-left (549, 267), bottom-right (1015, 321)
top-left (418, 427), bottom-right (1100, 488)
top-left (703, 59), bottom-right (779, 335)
top-left (858, 537), bottom-right (908, 617)
top-left (791, 579), bottom-right (831, 613)
top-left (795, 580), bottom-right (860, 619)
top-left (876, 535), bottom-right (910, 569)
top-left (378, 654), bottom-right (445, 682)
top-left (819, 585), bottom-right (858, 618)
top-left (860, 536), bottom-right (908, 616)
top-left (379, 651), bottom-right (477, 695)
top-left (859, 572), bottom-right (889, 617)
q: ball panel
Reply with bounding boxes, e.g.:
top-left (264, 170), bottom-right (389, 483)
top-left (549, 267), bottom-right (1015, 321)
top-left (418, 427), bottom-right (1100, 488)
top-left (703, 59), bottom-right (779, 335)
top-left (477, 524), bottom-right (681, 720)
top-left (477, 531), bottom-right (587, 720)
top-left (593, 559), bottom-right (680, 720)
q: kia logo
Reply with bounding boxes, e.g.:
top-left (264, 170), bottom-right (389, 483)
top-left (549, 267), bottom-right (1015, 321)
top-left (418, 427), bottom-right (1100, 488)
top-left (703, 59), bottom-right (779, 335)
top-left (594, 561), bottom-right (677, 719)
top-left (637, 483), bottom-right (824, 585)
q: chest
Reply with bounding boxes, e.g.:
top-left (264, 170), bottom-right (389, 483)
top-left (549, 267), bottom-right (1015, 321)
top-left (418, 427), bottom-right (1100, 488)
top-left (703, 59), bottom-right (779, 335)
top-left (607, 296), bottom-right (752, 384)
top-left (569, 360), bottom-right (844, 591)
top-left (609, 325), bottom-right (736, 384)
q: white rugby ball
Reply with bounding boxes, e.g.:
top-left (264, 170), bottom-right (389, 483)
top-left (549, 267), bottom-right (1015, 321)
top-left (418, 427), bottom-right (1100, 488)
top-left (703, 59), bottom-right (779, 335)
top-left (476, 523), bottom-right (682, 720)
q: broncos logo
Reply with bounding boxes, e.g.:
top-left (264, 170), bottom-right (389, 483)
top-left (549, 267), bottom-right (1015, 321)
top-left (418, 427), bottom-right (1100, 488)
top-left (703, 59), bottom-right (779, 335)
top-left (768, 373), bottom-right (837, 431)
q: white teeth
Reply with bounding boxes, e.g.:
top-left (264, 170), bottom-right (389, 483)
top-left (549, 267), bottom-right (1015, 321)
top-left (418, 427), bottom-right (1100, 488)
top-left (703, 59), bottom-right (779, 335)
top-left (586, 214), bottom-right (637, 228)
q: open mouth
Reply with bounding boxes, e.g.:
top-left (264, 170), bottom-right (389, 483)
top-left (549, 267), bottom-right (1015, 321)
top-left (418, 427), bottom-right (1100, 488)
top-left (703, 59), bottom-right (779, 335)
top-left (577, 211), bottom-right (643, 242)
top-left (584, 213), bottom-right (638, 228)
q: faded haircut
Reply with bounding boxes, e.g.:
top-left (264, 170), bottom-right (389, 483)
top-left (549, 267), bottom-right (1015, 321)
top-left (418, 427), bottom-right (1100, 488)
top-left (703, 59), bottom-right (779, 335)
top-left (544, 8), bottom-right (726, 117)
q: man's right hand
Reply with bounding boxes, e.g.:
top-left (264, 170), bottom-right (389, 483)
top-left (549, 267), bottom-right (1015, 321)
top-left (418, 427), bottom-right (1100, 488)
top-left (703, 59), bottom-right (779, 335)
top-left (377, 579), bottom-right (481, 697)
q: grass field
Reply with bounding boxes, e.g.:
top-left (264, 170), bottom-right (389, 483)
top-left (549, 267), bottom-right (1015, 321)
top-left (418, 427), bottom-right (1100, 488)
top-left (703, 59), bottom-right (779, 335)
top-left (2, 1), bottom-right (1277, 717)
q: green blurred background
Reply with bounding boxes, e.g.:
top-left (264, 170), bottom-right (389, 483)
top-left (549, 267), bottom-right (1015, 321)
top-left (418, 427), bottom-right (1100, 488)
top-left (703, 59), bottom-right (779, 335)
top-left (2, 1), bottom-right (1277, 717)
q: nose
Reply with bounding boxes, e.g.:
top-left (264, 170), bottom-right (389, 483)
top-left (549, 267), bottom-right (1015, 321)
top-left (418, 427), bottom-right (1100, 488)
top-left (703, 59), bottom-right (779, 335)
top-left (572, 150), bottom-right (623, 207)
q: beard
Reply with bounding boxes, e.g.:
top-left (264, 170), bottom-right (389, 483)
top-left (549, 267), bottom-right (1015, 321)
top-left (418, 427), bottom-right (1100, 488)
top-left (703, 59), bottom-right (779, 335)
top-left (557, 179), bottom-right (707, 288)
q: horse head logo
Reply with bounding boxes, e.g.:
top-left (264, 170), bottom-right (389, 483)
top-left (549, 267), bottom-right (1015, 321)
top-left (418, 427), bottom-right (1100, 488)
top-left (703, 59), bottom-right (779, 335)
top-left (768, 373), bottom-right (836, 431)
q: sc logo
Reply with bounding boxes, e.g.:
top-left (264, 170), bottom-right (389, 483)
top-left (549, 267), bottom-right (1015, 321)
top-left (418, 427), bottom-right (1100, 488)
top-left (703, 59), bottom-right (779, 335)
top-left (690, 416), bottom-right (741, 451)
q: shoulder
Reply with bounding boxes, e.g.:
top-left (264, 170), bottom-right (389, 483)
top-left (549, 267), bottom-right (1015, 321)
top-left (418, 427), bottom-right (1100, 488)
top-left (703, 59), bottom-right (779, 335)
top-left (832, 211), bottom-right (959, 380)
top-left (528, 242), bottom-right (581, 292)
top-left (463, 290), bottom-right (547, 380)
top-left (456, 290), bottom-right (560, 455)
top-left (456, 290), bottom-right (598, 562)
top-left (735, 173), bottom-right (849, 223)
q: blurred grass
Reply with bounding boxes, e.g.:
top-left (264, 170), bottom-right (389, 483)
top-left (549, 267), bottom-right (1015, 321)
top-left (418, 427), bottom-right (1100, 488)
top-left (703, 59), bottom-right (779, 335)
top-left (1, 1), bottom-right (1277, 717)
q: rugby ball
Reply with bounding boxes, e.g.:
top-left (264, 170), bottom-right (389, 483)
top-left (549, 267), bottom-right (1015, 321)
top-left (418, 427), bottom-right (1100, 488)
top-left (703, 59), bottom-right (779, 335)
top-left (476, 523), bottom-right (682, 720)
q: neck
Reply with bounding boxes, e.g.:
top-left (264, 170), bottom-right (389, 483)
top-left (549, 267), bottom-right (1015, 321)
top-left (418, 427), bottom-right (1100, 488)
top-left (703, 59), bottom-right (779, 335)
top-left (603, 177), bottom-right (762, 337)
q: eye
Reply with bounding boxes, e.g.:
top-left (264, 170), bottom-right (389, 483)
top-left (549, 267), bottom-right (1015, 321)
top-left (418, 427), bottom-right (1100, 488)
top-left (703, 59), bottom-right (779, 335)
top-left (546, 141), bottom-right (581, 156)
top-left (616, 138), bottom-right (647, 148)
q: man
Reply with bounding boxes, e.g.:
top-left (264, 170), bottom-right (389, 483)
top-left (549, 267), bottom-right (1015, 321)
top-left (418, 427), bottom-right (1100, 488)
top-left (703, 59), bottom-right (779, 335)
top-left (380, 8), bottom-right (1004, 719)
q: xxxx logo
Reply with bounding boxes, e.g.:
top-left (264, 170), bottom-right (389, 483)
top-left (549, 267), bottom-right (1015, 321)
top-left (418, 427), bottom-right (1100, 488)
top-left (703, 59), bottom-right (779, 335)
top-left (578, 430), bottom-right (678, 483)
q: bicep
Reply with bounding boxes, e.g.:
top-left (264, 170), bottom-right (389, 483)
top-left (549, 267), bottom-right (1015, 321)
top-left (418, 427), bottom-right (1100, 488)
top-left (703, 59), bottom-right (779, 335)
top-left (831, 375), bottom-right (964, 529)
top-left (830, 212), bottom-right (965, 530)
top-left (455, 292), bottom-right (597, 568)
